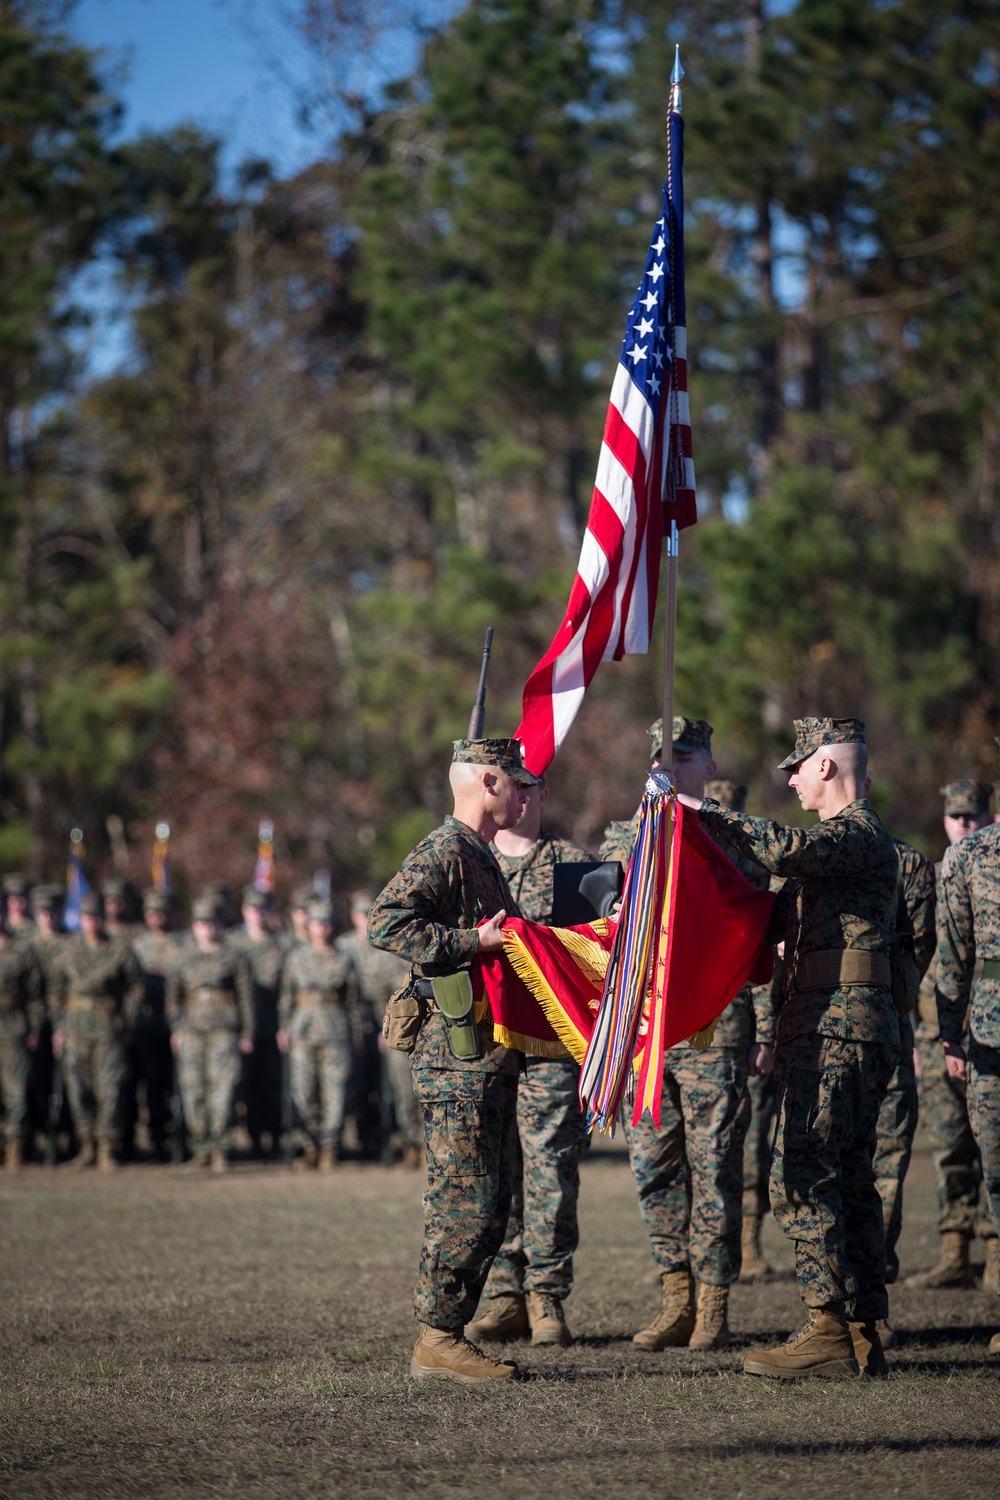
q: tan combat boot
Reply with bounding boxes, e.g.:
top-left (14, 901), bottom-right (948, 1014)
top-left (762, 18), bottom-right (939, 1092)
top-left (71, 1137), bottom-right (96, 1169)
top-left (210, 1150), bottom-right (228, 1173)
top-left (632, 1270), bottom-right (696, 1351)
top-left (410, 1325), bottom-right (517, 1383)
top-left (466, 1294), bottom-right (529, 1343)
top-left (989, 1330), bottom-right (1000, 1358)
top-left (4, 1139), bottom-right (23, 1172)
top-left (904, 1230), bottom-right (976, 1289)
top-left (401, 1143), bottom-right (424, 1170)
top-left (739, 1214), bottom-right (773, 1282)
top-left (688, 1283), bottom-right (730, 1351)
top-left (744, 1307), bottom-right (859, 1380)
top-left (526, 1291), bottom-right (571, 1347)
top-left (316, 1146), bottom-right (337, 1172)
top-left (294, 1146), bottom-right (318, 1172)
top-left (982, 1238), bottom-right (999, 1294)
top-left (97, 1141), bottom-right (118, 1173)
top-left (875, 1316), bottom-right (897, 1350)
top-left (850, 1319), bottom-right (890, 1378)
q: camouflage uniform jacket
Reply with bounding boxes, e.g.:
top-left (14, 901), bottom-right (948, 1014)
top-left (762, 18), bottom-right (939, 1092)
top-left (493, 828), bottom-right (594, 1060)
top-left (279, 943), bottom-right (350, 1027)
top-left (935, 823), bottom-right (1000, 1048)
top-left (915, 861), bottom-right (946, 1037)
top-left (492, 828), bottom-right (596, 925)
top-left (367, 815), bottom-right (520, 979)
top-left (334, 931), bottom-right (409, 1024)
top-left (131, 930), bottom-right (182, 1018)
top-left (53, 936), bottom-right (144, 1029)
top-left (229, 931), bottom-right (284, 992)
top-left (700, 797), bottom-right (899, 1047)
top-left (601, 803), bottom-right (774, 1049)
top-left (0, 937), bottom-right (45, 1034)
top-left (894, 838), bottom-right (936, 978)
top-left (31, 932), bottom-right (68, 997)
top-left (166, 944), bottom-right (254, 1041)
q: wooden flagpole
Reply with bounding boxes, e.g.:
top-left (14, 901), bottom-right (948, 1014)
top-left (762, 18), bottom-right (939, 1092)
top-left (660, 47), bottom-right (684, 740)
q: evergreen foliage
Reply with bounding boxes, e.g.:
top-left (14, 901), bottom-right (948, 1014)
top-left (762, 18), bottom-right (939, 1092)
top-left (1, 0), bottom-right (998, 892)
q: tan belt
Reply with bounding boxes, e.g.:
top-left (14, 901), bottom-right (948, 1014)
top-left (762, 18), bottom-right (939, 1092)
top-left (791, 949), bottom-right (891, 993)
top-left (65, 994), bottom-right (116, 1015)
top-left (194, 986), bottom-right (231, 1004)
top-left (296, 987), bottom-right (343, 1008)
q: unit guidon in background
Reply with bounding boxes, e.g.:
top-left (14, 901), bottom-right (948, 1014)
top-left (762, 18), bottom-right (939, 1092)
top-left (516, 104), bottom-right (695, 777)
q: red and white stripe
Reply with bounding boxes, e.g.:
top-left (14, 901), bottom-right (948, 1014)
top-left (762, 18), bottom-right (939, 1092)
top-left (516, 327), bottom-right (695, 776)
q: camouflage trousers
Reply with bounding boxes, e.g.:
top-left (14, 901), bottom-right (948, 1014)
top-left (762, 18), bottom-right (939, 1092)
top-left (771, 1034), bottom-right (897, 1321)
top-left (874, 1012), bottom-right (919, 1284)
top-left (483, 1056), bottom-right (589, 1301)
top-left (625, 1047), bottom-right (750, 1287)
top-left (289, 1037), bottom-right (350, 1150)
top-left (0, 1022), bottom-right (31, 1144)
top-left (384, 1046), bottom-right (421, 1150)
top-left (743, 1070), bottom-right (777, 1220)
top-left (968, 1041), bottom-right (1000, 1239)
top-left (411, 1011), bottom-right (518, 1330)
top-left (176, 1029), bottom-right (240, 1155)
top-left (915, 1031), bottom-right (993, 1239)
top-left (62, 1023), bottom-right (126, 1145)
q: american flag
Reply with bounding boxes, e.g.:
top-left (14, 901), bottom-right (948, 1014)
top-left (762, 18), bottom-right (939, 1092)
top-left (516, 106), bottom-right (696, 776)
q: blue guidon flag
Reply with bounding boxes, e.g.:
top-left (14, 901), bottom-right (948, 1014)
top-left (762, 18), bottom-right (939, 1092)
top-left (517, 89), bottom-right (696, 775)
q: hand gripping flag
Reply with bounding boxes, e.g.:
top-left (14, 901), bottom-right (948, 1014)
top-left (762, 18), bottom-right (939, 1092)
top-left (516, 105), bottom-right (695, 776)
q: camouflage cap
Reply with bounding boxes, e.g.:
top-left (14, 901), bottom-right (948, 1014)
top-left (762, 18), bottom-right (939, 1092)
top-left (648, 717), bottom-right (714, 758)
top-left (704, 778), bottom-right (747, 812)
top-left (289, 883), bottom-right (314, 911)
top-left (143, 887), bottom-right (173, 914)
top-left (79, 892), bottom-right (104, 917)
top-left (350, 889), bottom-right (375, 914)
top-left (242, 885), bottom-right (274, 911)
top-left (451, 737), bottom-right (542, 786)
top-left (2, 873), bottom-right (31, 899)
top-left (101, 876), bottom-right (129, 901)
top-left (777, 717), bottom-right (866, 771)
top-left (307, 898), bottom-right (334, 924)
top-left (939, 780), bottom-right (992, 818)
top-left (31, 884), bottom-right (64, 914)
top-left (191, 895), bottom-right (222, 923)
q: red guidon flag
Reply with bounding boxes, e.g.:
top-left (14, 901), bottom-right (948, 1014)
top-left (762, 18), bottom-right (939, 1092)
top-left (516, 105), bottom-right (695, 777)
top-left (473, 805), bottom-right (774, 1126)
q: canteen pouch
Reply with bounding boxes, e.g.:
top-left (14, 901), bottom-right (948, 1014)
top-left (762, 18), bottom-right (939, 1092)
top-left (382, 984), bottom-right (427, 1054)
top-left (431, 971), bottom-right (481, 1061)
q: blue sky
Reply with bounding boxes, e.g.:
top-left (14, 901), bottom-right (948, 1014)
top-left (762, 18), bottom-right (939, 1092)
top-left (74, 0), bottom-right (319, 174)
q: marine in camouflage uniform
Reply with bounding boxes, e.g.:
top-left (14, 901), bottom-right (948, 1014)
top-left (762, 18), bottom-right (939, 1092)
top-left (0, 906), bottom-right (45, 1168)
top-left (368, 736), bottom-right (538, 1384)
top-left (907, 781), bottom-right (997, 1292)
top-left (873, 839), bottom-right (935, 1308)
top-left (279, 900), bottom-right (352, 1167)
top-left (3, 873), bottom-right (35, 939)
top-left (468, 796), bottom-right (594, 1346)
top-left (52, 894), bottom-right (144, 1169)
top-left (602, 723), bottom-right (772, 1353)
top-left (699, 718), bottom-right (899, 1379)
top-left (934, 759), bottom-right (1000, 1355)
top-left (336, 894), bottom-right (417, 1162)
top-left (167, 897), bottom-right (255, 1168)
top-left (231, 887), bottom-right (284, 1155)
top-left (130, 890), bottom-right (181, 1161)
top-left (27, 885), bottom-right (67, 1155)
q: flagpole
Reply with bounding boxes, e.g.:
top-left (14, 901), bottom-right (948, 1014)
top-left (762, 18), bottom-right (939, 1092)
top-left (661, 46), bottom-right (684, 741)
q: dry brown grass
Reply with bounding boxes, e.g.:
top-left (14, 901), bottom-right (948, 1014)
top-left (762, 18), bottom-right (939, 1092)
top-left (2, 1138), bottom-right (998, 1499)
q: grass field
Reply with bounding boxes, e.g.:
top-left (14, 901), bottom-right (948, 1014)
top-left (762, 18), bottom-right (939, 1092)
top-left (3, 1139), bottom-right (999, 1499)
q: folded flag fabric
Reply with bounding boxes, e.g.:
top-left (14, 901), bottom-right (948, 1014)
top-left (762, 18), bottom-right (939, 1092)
top-left (474, 803), bottom-right (774, 1127)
